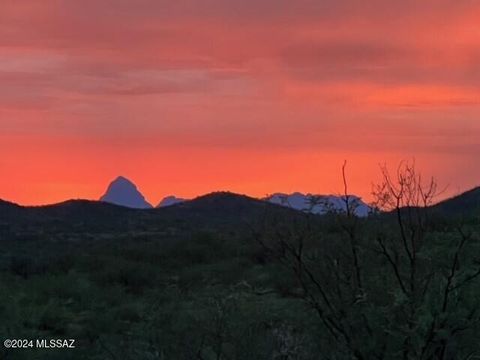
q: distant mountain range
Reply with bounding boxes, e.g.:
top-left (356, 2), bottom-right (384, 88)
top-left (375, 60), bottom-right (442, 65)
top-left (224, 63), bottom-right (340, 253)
top-left (1, 185), bottom-right (479, 235)
top-left (265, 192), bottom-right (371, 217)
top-left (99, 176), bottom-right (371, 216)
top-left (1, 177), bottom-right (478, 223)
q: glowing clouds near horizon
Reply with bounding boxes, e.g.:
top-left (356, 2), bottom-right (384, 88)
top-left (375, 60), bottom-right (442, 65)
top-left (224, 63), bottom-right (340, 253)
top-left (1, 0), bottom-right (479, 205)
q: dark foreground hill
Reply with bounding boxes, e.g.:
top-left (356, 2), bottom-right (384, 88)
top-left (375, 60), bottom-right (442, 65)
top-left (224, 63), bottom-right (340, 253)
top-left (432, 186), bottom-right (480, 215)
top-left (0, 192), bottom-right (302, 240)
top-left (1, 188), bottom-right (480, 359)
top-left (3, 184), bottom-right (479, 232)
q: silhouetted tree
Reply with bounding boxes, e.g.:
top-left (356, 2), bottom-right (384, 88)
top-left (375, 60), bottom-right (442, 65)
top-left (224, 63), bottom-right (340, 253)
top-left (257, 161), bottom-right (480, 359)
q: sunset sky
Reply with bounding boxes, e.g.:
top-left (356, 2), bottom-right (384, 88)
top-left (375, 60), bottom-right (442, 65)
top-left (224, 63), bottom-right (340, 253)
top-left (1, 0), bottom-right (480, 206)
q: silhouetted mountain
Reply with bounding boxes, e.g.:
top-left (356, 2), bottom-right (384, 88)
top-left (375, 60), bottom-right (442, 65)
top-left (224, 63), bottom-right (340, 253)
top-left (265, 192), bottom-right (371, 217)
top-left (1, 190), bottom-right (370, 233)
top-left (0, 199), bottom-right (21, 209)
top-left (0, 199), bottom-right (138, 236)
top-left (0, 199), bottom-right (24, 220)
top-left (171, 192), bottom-right (271, 214)
top-left (0, 191), bottom-right (302, 237)
top-left (36, 199), bottom-right (135, 218)
top-left (157, 195), bottom-right (186, 208)
top-left (100, 176), bottom-right (153, 209)
top-left (432, 187), bottom-right (480, 215)
top-left (158, 191), bottom-right (301, 226)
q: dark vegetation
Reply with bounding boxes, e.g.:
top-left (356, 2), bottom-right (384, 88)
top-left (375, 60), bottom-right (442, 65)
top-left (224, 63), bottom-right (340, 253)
top-left (1, 165), bottom-right (480, 359)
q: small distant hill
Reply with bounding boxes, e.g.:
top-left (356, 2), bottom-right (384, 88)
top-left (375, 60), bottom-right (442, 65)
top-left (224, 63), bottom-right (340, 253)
top-left (100, 176), bottom-right (153, 209)
top-left (157, 195), bottom-right (186, 208)
top-left (265, 192), bottom-right (371, 217)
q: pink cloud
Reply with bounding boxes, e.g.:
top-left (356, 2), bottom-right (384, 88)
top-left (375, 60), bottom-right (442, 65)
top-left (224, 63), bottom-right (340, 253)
top-left (1, 0), bottom-right (480, 204)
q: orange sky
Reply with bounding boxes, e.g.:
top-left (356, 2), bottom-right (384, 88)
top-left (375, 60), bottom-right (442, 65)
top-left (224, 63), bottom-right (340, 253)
top-left (1, 0), bottom-right (480, 206)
